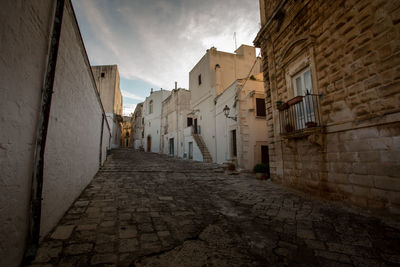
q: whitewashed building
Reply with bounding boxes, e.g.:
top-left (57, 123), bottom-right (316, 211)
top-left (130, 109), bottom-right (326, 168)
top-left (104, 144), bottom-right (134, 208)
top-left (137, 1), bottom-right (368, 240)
top-left (215, 73), bottom-right (269, 170)
top-left (161, 86), bottom-right (191, 157)
top-left (92, 65), bottom-right (123, 148)
top-left (188, 45), bottom-right (262, 163)
top-left (143, 89), bottom-right (171, 152)
top-left (130, 102), bottom-right (144, 150)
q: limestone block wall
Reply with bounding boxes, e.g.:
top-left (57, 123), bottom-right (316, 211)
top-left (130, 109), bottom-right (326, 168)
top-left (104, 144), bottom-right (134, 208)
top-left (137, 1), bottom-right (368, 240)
top-left (0, 1), bottom-right (110, 266)
top-left (255, 0), bottom-right (400, 213)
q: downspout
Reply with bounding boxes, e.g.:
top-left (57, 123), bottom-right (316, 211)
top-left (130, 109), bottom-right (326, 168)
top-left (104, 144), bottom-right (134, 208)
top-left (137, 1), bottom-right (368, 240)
top-left (24, 0), bottom-right (65, 263)
top-left (99, 113), bottom-right (105, 167)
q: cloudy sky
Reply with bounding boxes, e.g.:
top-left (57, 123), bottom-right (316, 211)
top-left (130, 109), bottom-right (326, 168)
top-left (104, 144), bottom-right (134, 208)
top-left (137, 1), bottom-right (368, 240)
top-left (71, 0), bottom-right (261, 115)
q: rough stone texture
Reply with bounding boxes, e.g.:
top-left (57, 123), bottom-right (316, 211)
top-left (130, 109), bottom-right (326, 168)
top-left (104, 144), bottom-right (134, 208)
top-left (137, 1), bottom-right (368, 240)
top-left (0, 1), bottom-right (110, 266)
top-left (25, 149), bottom-right (400, 266)
top-left (254, 0), bottom-right (400, 213)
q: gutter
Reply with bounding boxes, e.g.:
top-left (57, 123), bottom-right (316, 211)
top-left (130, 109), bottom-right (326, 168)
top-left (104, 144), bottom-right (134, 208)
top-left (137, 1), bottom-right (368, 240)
top-left (23, 0), bottom-right (65, 263)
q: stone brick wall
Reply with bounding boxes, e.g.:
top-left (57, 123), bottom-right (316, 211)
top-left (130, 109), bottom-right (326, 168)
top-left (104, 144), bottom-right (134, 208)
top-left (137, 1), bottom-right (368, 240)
top-left (255, 0), bottom-right (400, 213)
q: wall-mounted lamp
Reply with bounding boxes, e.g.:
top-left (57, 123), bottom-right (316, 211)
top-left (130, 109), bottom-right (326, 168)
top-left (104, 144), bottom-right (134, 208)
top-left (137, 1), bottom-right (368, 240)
top-left (223, 105), bottom-right (237, 121)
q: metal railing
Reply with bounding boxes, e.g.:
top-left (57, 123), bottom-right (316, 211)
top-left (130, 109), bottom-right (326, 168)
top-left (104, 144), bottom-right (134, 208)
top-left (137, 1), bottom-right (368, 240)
top-left (278, 94), bottom-right (322, 134)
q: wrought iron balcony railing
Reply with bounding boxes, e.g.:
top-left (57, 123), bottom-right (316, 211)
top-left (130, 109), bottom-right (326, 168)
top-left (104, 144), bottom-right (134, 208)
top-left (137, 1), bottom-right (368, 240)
top-left (278, 94), bottom-right (322, 135)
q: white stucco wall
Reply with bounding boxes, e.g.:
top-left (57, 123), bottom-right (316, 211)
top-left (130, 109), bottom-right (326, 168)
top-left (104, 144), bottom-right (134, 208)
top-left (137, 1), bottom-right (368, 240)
top-left (215, 81), bottom-right (239, 164)
top-left (143, 90), bottom-right (171, 153)
top-left (189, 45), bottom-right (260, 163)
top-left (0, 1), bottom-right (110, 266)
top-left (215, 75), bottom-right (268, 170)
top-left (183, 127), bottom-right (203, 161)
top-left (0, 2), bottom-right (54, 265)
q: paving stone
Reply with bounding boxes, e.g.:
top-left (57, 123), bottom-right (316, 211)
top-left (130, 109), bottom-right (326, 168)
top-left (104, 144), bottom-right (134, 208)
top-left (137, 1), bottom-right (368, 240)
top-left (50, 225), bottom-right (75, 240)
top-left (119, 226), bottom-right (137, 239)
top-left (27, 150), bottom-right (400, 267)
top-left (140, 233), bottom-right (158, 242)
top-left (119, 238), bottom-right (139, 253)
top-left (76, 224), bottom-right (97, 231)
top-left (90, 253), bottom-right (118, 265)
top-left (64, 243), bottom-right (93, 255)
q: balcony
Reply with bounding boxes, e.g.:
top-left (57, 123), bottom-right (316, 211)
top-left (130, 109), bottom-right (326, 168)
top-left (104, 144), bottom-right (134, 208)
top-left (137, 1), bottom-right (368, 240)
top-left (278, 94), bottom-right (322, 135)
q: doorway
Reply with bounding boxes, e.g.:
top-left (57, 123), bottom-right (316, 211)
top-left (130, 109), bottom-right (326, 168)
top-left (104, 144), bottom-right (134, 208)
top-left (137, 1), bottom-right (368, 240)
top-left (194, 118), bottom-right (198, 134)
top-left (261, 145), bottom-right (270, 177)
top-left (147, 135), bottom-right (152, 152)
top-left (188, 142), bottom-right (193, 159)
top-left (231, 130), bottom-right (237, 157)
top-left (169, 138), bottom-right (174, 155)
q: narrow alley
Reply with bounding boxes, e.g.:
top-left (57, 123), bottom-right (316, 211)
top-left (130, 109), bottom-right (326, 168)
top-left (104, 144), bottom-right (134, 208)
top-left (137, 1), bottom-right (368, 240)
top-left (28, 149), bottom-right (400, 267)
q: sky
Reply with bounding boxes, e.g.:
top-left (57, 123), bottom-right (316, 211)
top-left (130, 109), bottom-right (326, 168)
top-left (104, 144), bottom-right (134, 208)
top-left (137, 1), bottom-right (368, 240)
top-left (71, 0), bottom-right (261, 115)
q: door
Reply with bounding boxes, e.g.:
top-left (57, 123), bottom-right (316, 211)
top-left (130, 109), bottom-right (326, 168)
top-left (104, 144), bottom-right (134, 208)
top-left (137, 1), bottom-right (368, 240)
top-left (293, 67), bottom-right (315, 129)
top-left (147, 135), bottom-right (151, 152)
top-left (261, 146), bottom-right (270, 178)
top-left (188, 142), bottom-right (193, 159)
top-left (169, 138), bottom-right (174, 155)
top-left (231, 130), bottom-right (237, 157)
top-left (194, 119), bottom-right (198, 134)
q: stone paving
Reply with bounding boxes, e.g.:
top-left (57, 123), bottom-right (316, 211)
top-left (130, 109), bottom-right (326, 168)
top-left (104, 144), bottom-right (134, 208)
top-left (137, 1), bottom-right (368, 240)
top-left (28, 149), bottom-right (400, 266)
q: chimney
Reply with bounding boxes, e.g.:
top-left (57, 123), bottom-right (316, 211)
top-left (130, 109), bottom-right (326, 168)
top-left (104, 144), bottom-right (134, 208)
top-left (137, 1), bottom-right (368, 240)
top-left (175, 81), bottom-right (177, 90)
top-left (150, 88), bottom-right (153, 94)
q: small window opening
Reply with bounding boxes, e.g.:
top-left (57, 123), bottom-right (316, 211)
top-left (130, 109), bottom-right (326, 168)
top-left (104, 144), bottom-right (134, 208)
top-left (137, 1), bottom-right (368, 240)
top-left (101, 72), bottom-right (105, 78)
top-left (198, 74), bottom-right (202, 85)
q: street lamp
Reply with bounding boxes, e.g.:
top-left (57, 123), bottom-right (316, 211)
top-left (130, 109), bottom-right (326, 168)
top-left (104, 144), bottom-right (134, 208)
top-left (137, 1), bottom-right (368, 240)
top-left (223, 105), bottom-right (237, 121)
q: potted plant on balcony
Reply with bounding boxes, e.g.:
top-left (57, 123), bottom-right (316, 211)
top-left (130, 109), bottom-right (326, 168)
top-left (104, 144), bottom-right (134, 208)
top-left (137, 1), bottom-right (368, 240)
top-left (253, 163), bottom-right (268, 179)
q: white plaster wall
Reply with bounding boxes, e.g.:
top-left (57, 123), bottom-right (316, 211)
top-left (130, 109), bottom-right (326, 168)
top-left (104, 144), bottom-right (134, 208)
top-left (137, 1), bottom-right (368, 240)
top-left (183, 127), bottom-right (203, 161)
top-left (143, 90), bottom-right (171, 152)
top-left (189, 45), bottom-right (260, 163)
top-left (0, 1), bottom-right (54, 266)
top-left (215, 81), bottom-right (238, 164)
top-left (0, 1), bottom-right (109, 266)
top-left (41, 1), bottom-right (109, 237)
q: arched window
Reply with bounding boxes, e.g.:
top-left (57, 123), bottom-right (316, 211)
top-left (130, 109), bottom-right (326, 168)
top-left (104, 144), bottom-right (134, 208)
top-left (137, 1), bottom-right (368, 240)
top-left (149, 100), bottom-right (153, 114)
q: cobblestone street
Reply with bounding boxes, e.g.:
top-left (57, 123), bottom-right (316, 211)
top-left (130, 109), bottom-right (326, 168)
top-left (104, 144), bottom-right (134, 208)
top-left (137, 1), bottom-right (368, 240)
top-left (29, 149), bottom-right (400, 266)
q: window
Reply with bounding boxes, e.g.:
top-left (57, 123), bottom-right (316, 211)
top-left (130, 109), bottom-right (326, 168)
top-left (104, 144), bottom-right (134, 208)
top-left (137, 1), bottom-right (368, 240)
top-left (101, 72), bottom-right (105, 78)
top-left (292, 67), bottom-right (315, 129)
top-left (187, 117), bottom-right (193, 127)
top-left (256, 98), bottom-right (266, 117)
top-left (198, 74), bottom-right (202, 85)
top-left (149, 100), bottom-right (153, 114)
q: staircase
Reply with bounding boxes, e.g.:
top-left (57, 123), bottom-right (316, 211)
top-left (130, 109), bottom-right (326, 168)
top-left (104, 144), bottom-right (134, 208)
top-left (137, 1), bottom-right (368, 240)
top-left (192, 134), bottom-right (213, 163)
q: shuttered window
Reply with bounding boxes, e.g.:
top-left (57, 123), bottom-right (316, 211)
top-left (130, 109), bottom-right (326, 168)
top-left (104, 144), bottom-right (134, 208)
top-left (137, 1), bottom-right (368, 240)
top-left (256, 98), bottom-right (266, 117)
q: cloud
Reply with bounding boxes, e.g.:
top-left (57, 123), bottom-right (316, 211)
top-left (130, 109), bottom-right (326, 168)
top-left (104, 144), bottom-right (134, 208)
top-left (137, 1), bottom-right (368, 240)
top-left (72, 0), bottom-right (260, 90)
top-left (123, 103), bottom-right (137, 116)
top-left (121, 90), bottom-right (145, 101)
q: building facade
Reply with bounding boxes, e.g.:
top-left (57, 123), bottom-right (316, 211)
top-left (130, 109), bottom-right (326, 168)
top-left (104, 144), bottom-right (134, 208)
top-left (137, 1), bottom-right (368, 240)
top-left (188, 45), bottom-right (262, 163)
top-left (0, 1), bottom-right (111, 266)
top-left (130, 103), bottom-right (144, 150)
top-left (255, 0), bottom-right (400, 213)
top-left (121, 116), bottom-right (132, 148)
top-left (92, 64), bottom-right (123, 148)
top-left (161, 87), bottom-right (191, 157)
top-left (143, 89), bottom-right (171, 153)
top-left (215, 73), bottom-right (269, 170)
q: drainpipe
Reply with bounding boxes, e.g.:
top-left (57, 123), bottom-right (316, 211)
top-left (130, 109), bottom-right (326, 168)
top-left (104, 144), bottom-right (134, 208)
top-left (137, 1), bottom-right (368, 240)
top-left (23, 0), bottom-right (65, 263)
top-left (99, 113), bottom-right (105, 167)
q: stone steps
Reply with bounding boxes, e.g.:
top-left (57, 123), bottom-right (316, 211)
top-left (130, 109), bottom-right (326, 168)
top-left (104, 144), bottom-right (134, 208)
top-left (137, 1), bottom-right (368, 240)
top-left (192, 134), bottom-right (213, 163)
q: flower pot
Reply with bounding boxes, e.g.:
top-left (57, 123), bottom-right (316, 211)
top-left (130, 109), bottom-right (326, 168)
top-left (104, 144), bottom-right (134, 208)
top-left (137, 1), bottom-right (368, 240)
top-left (288, 96), bottom-right (303, 106)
